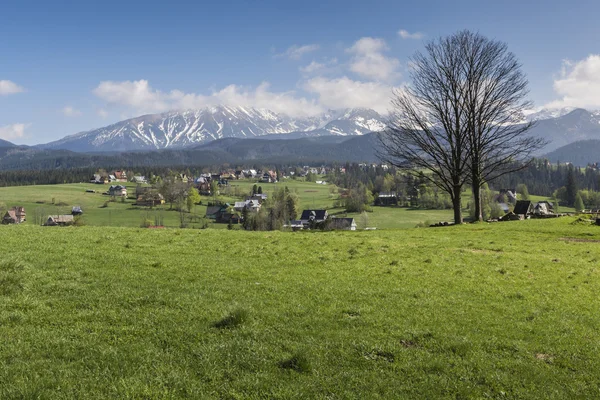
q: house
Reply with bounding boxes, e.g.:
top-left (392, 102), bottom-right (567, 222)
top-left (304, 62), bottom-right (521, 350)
top-left (299, 209), bottom-right (329, 227)
top-left (195, 177), bottom-right (211, 195)
top-left (330, 217), bottom-right (357, 231)
top-left (246, 194), bottom-right (268, 203)
top-left (71, 206), bottom-right (83, 215)
top-left (375, 192), bottom-right (399, 206)
top-left (260, 173), bottom-right (274, 183)
top-left (108, 185), bottom-right (127, 197)
top-left (2, 206), bottom-right (26, 224)
top-left (90, 174), bottom-right (107, 184)
top-left (44, 215), bottom-right (74, 226)
top-left (498, 189), bottom-right (518, 204)
top-left (136, 192), bottom-right (164, 207)
top-left (113, 170), bottom-right (127, 182)
top-left (532, 201), bottom-right (554, 216)
top-left (205, 203), bottom-right (231, 222)
top-left (220, 172), bottom-right (236, 180)
top-left (233, 199), bottom-right (261, 212)
top-left (242, 169), bottom-right (257, 178)
top-left (132, 176), bottom-right (147, 184)
top-left (108, 174), bottom-right (117, 182)
top-left (513, 200), bottom-right (532, 217)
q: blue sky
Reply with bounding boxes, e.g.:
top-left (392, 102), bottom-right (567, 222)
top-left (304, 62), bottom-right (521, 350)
top-left (1, 0), bottom-right (600, 145)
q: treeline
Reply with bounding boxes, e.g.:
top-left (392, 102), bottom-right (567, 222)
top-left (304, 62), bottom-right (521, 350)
top-left (492, 160), bottom-right (600, 197)
top-left (327, 163), bottom-right (452, 210)
top-left (0, 164), bottom-right (289, 187)
top-left (327, 160), bottom-right (600, 211)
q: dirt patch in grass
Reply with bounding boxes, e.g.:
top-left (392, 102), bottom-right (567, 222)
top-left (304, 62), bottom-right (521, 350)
top-left (559, 237), bottom-right (600, 243)
top-left (364, 349), bottom-right (395, 363)
top-left (535, 353), bottom-right (555, 363)
top-left (467, 248), bottom-right (504, 254)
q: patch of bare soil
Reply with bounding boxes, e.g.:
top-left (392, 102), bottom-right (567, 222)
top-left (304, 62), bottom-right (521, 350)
top-left (559, 237), bottom-right (600, 243)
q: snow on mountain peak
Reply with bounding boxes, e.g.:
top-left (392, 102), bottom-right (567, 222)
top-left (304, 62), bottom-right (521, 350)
top-left (41, 106), bottom-right (387, 152)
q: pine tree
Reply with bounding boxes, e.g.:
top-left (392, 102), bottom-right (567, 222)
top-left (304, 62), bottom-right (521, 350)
top-left (566, 167), bottom-right (578, 206)
top-left (574, 192), bottom-right (585, 212)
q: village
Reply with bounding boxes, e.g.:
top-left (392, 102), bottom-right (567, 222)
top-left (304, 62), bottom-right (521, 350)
top-left (3, 164), bottom-right (596, 230)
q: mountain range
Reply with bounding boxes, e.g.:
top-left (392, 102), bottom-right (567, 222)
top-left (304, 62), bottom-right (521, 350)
top-left (39, 106), bottom-right (386, 152)
top-left (2, 106), bottom-right (600, 169)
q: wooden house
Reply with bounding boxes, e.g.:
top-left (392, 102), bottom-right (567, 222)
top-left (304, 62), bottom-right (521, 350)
top-left (44, 215), bottom-right (74, 226)
top-left (375, 192), bottom-right (398, 206)
top-left (108, 185), bottom-right (127, 197)
top-left (113, 170), bottom-right (127, 182)
top-left (2, 206), bottom-right (26, 224)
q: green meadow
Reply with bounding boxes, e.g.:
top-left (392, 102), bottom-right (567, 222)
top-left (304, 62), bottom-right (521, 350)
top-left (1, 217), bottom-right (599, 398)
top-left (0, 180), bottom-right (456, 229)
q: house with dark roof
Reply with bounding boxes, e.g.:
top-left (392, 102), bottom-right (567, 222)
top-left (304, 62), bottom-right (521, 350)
top-left (205, 204), bottom-right (231, 222)
top-left (299, 209), bottom-right (329, 228)
top-left (71, 206), bottom-right (83, 215)
top-left (108, 185), bottom-right (127, 197)
top-left (513, 200), bottom-right (532, 216)
top-left (375, 192), bottom-right (398, 206)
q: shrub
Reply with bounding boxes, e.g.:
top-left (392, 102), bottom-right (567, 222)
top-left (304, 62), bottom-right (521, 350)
top-left (140, 218), bottom-right (153, 228)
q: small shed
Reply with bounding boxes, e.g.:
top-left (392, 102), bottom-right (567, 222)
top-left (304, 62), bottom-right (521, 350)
top-left (72, 206), bottom-right (83, 215)
top-left (330, 217), bottom-right (357, 231)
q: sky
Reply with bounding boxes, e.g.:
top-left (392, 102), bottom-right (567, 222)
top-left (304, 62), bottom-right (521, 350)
top-left (1, 0), bottom-right (600, 145)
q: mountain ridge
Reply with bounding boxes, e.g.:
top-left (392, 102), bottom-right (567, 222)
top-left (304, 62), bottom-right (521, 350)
top-left (39, 106), bottom-right (386, 152)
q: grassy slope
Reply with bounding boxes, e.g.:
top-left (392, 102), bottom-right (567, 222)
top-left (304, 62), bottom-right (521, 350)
top-left (0, 180), bottom-right (455, 229)
top-left (1, 218), bottom-right (599, 398)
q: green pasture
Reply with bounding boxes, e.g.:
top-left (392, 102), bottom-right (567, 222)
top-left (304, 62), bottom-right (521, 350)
top-left (1, 217), bottom-right (599, 398)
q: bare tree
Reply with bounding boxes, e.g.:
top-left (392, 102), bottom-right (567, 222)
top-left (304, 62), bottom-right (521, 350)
top-left (459, 31), bottom-right (545, 221)
top-left (379, 30), bottom-right (545, 223)
top-left (378, 34), bottom-right (471, 224)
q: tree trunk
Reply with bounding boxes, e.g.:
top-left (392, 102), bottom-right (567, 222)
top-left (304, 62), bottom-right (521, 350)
top-left (471, 182), bottom-right (483, 222)
top-left (471, 160), bottom-right (483, 222)
top-left (452, 185), bottom-right (463, 225)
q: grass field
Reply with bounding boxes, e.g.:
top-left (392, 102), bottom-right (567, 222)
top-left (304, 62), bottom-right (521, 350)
top-left (1, 217), bottom-right (599, 398)
top-left (0, 181), bottom-right (571, 230)
top-left (0, 180), bottom-right (457, 229)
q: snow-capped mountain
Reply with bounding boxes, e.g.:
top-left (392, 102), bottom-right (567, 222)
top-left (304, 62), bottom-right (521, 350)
top-left (525, 107), bottom-right (578, 121)
top-left (530, 108), bottom-right (600, 153)
top-left (40, 106), bottom-right (387, 152)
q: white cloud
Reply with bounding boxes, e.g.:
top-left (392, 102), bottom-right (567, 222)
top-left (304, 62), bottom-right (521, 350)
top-left (303, 76), bottom-right (395, 114)
top-left (97, 108), bottom-right (109, 118)
top-left (299, 58), bottom-right (338, 75)
top-left (0, 123), bottom-right (29, 140)
top-left (93, 80), bottom-right (173, 114)
top-left (93, 79), bottom-right (322, 117)
top-left (0, 80), bottom-right (25, 96)
top-left (300, 61), bottom-right (326, 74)
top-left (62, 106), bottom-right (82, 117)
top-left (346, 37), bottom-right (400, 82)
top-left (277, 44), bottom-right (320, 60)
top-left (398, 29), bottom-right (424, 40)
top-left (545, 55), bottom-right (600, 109)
